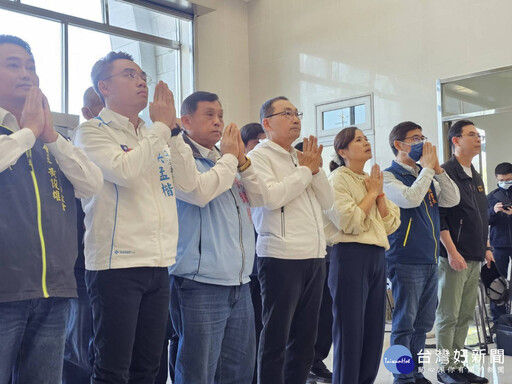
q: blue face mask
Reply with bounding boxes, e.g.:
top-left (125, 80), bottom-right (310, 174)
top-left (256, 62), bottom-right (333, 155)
top-left (498, 180), bottom-right (512, 190)
top-left (408, 142), bottom-right (424, 162)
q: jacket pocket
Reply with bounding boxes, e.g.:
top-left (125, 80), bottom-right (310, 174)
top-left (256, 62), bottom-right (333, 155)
top-left (403, 218), bottom-right (412, 247)
top-left (456, 219), bottom-right (463, 242)
top-left (281, 206), bottom-right (285, 237)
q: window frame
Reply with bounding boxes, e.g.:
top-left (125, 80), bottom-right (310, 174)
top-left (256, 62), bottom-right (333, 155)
top-left (0, 0), bottom-right (193, 113)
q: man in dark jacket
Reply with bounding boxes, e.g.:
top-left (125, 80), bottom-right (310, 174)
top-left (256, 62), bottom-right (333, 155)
top-left (435, 120), bottom-right (494, 384)
top-left (487, 162), bottom-right (512, 325)
top-left (0, 35), bottom-right (102, 383)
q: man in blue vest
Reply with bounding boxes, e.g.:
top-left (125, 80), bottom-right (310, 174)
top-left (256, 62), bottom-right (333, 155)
top-left (0, 35), bottom-right (103, 383)
top-left (384, 121), bottom-right (459, 384)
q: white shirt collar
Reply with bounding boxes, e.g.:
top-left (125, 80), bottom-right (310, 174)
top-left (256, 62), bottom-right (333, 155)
top-left (98, 108), bottom-right (146, 134)
top-left (0, 107), bottom-right (20, 131)
top-left (187, 136), bottom-right (220, 162)
top-left (263, 138), bottom-right (297, 156)
top-left (396, 160), bottom-right (419, 176)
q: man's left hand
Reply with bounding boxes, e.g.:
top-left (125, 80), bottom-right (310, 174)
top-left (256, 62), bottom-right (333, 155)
top-left (39, 95), bottom-right (58, 143)
top-left (485, 249), bottom-right (495, 268)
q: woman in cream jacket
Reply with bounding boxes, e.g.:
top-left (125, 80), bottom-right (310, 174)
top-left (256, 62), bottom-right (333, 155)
top-left (324, 127), bottom-right (400, 384)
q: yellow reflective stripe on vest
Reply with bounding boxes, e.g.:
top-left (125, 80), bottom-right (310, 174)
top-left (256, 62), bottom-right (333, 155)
top-left (27, 149), bottom-right (49, 298)
top-left (403, 218), bottom-right (412, 247)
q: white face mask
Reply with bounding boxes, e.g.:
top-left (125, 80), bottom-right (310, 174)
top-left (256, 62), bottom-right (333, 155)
top-left (498, 180), bottom-right (512, 190)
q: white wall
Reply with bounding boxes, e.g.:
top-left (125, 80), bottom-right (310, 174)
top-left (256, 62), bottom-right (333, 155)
top-left (194, 0), bottom-right (251, 127)
top-left (195, 0), bottom-right (512, 166)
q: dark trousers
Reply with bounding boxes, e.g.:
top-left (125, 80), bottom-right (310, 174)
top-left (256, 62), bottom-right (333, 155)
top-left (312, 261), bottom-right (333, 368)
top-left (62, 297), bottom-right (94, 384)
top-left (86, 267), bottom-right (169, 384)
top-left (154, 314), bottom-right (172, 384)
top-left (490, 247), bottom-right (512, 322)
top-left (249, 275), bottom-right (263, 384)
top-left (257, 257), bottom-right (325, 384)
top-left (168, 322), bottom-right (178, 382)
top-left (329, 243), bottom-right (386, 384)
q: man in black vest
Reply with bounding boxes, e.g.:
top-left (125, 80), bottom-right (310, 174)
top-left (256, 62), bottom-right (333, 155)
top-left (0, 35), bottom-right (102, 383)
top-left (436, 120), bottom-right (494, 384)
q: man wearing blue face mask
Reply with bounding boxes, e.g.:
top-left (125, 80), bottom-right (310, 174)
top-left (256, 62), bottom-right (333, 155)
top-left (383, 121), bottom-right (460, 384)
top-left (487, 162), bottom-right (512, 328)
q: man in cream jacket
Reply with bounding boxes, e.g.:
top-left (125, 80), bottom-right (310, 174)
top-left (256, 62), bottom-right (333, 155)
top-left (74, 51), bottom-right (198, 384)
top-left (245, 96), bottom-right (333, 384)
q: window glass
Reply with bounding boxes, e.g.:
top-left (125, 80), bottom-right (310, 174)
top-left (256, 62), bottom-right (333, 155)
top-left (68, 26), bottom-right (179, 123)
top-left (23, 0), bottom-right (104, 22)
top-left (107, 0), bottom-right (178, 40)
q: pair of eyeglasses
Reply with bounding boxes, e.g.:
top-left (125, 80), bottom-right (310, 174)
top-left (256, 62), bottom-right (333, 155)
top-left (402, 135), bottom-right (427, 144)
top-left (457, 133), bottom-right (482, 139)
top-left (102, 68), bottom-right (152, 85)
top-left (265, 110), bottom-right (303, 120)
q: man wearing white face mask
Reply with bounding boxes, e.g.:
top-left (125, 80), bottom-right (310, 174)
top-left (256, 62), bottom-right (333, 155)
top-left (487, 162), bottom-right (512, 327)
top-left (383, 121), bottom-right (459, 384)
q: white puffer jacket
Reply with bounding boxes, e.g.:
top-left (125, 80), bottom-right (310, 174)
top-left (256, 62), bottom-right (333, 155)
top-left (74, 108), bottom-right (198, 271)
top-left (246, 139), bottom-right (333, 260)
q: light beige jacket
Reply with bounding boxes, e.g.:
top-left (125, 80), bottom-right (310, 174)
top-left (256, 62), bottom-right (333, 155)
top-left (324, 166), bottom-right (400, 250)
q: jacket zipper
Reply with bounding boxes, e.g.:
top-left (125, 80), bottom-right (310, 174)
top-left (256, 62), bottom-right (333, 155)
top-left (281, 207), bottom-right (285, 237)
top-left (423, 201), bottom-right (438, 263)
top-left (456, 219), bottom-right (463, 242)
top-left (27, 150), bottom-right (49, 298)
top-left (403, 218), bottom-right (412, 247)
top-left (229, 190), bottom-right (245, 285)
top-left (305, 189), bottom-right (322, 258)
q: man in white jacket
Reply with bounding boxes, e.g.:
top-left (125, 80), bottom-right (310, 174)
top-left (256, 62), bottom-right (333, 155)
top-left (74, 51), bottom-right (198, 384)
top-left (246, 96), bottom-right (334, 384)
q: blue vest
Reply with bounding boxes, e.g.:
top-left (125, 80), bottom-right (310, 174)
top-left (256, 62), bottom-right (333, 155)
top-left (0, 125), bottom-right (77, 302)
top-left (385, 161), bottom-right (440, 265)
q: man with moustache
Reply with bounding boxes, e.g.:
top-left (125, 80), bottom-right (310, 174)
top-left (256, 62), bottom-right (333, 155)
top-left (0, 35), bottom-right (103, 383)
top-left (435, 120), bottom-right (494, 384)
top-left (170, 91), bottom-right (266, 384)
top-left (245, 96), bottom-right (333, 384)
top-left (74, 51), bottom-right (198, 383)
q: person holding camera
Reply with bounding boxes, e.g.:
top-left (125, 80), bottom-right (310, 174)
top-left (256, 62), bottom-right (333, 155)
top-left (487, 162), bottom-right (512, 327)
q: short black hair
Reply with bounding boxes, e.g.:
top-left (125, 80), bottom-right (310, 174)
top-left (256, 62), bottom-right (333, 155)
top-left (388, 121), bottom-right (422, 156)
top-left (448, 119), bottom-right (474, 151)
top-left (241, 123), bottom-right (264, 147)
top-left (91, 51), bottom-right (134, 104)
top-left (181, 91), bottom-right (220, 116)
top-left (0, 35), bottom-right (33, 57)
top-left (495, 162), bottom-right (512, 176)
top-left (260, 96), bottom-right (288, 123)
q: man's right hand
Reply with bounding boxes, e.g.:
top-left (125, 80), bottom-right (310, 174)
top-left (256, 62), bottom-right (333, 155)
top-left (20, 86), bottom-right (45, 138)
top-left (297, 135), bottom-right (323, 174)
top-left (419, 142), bottom-right (437, 170)
top-left (149, 81), bottom-right (176, 128)
top-left (220, 123), bottom-right (239, 157)
top-left (494, 202), bottom-right (504, 213)
top-left (448, 250), bottom-right (468, 271)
